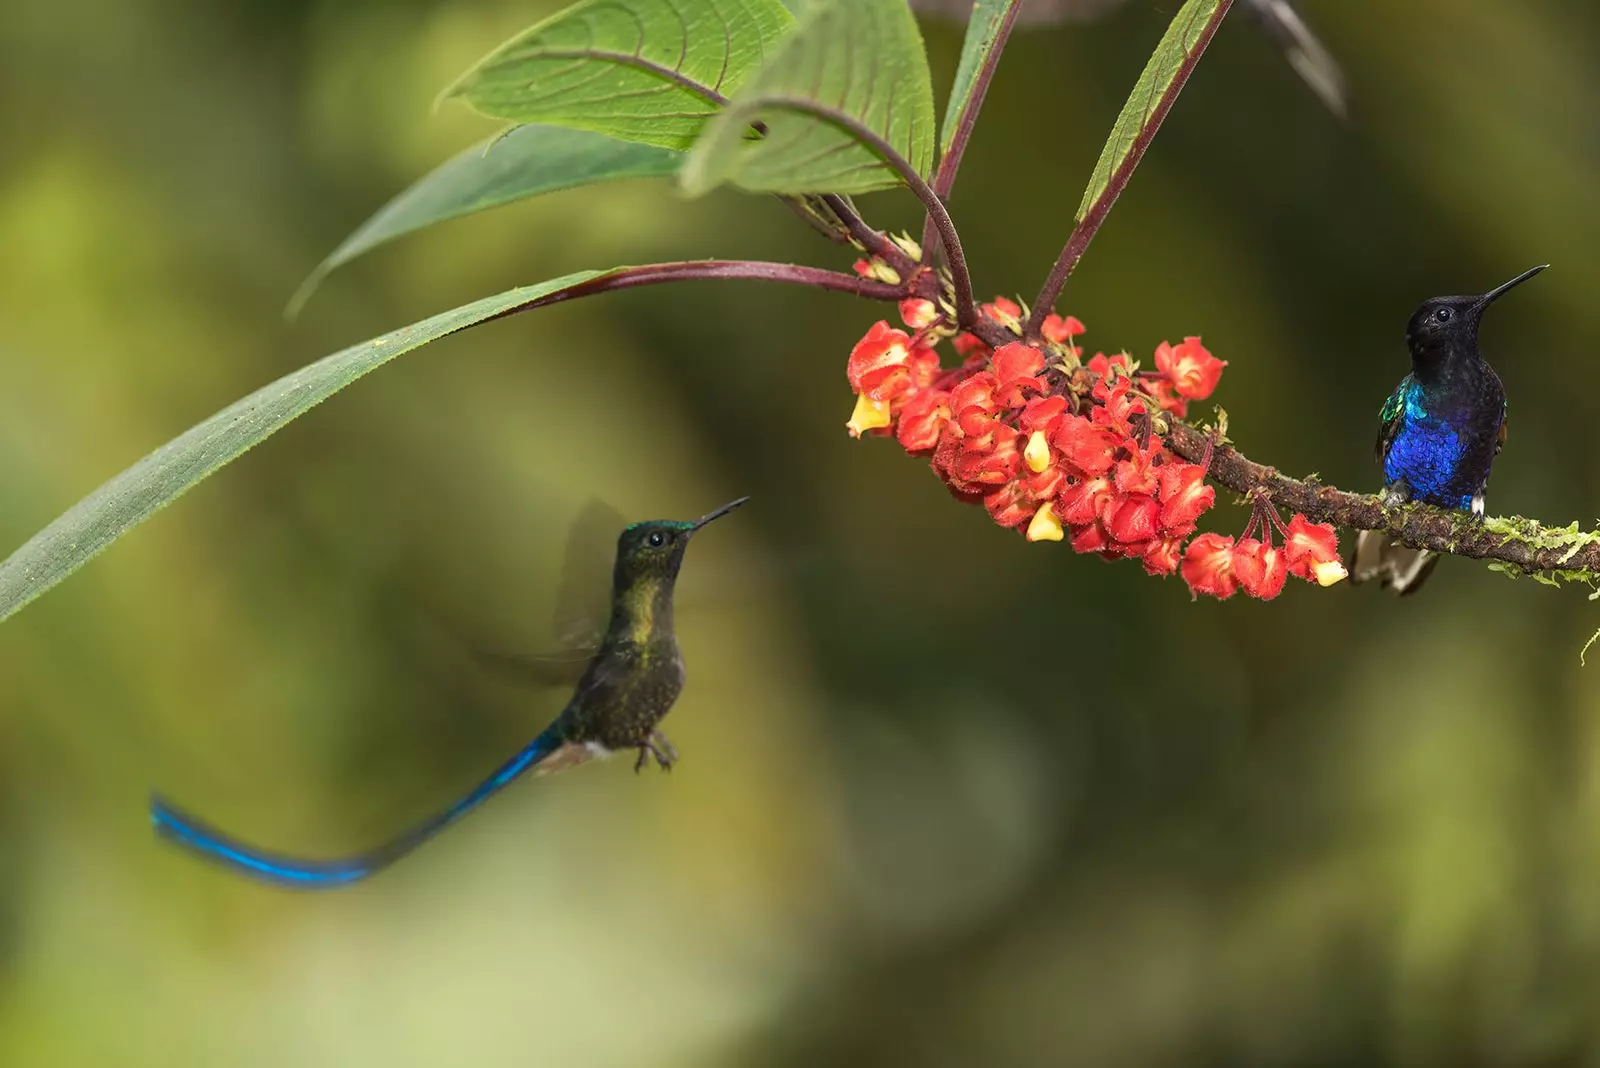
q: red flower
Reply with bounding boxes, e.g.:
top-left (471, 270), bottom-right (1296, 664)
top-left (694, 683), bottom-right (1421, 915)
top-left (951, 372), bottom-right (1000, 436)
top-left (1107, 493), bottom-right (1161, 544)
top-left (1142, 376), bottom-right (1188, 418)
top-left (952, 333), bottom-right (990, 360)
top-left (1020, 394), bottom-right (1069, 436)
top-left (1142, 537), bottom-right (1184, 576)
top-left (1113, 446), bottom-right (1160, 496)
top-left (1091, 377), bottom-right (1143, 438)
top-left (1232, 538), bottom-right (1288, 600)
top-left (1052, 415), bottom-right (1121, 476)
top-left (1088, 352), bottom-right (1134, 378)
top-left (984, 482), bottom-right (1033, 529)
top-left (1041, 313), bottom-right (1086, 345)
top-left (1283, 514), bottom-right (1346, 585)
top-left (899, 298), bottom-right (938, 330)
top-left (1182, 533), bottom-right (1239, 600)
top-left (1154, 336), bottom-right (1226, 400)
top-left (991, 342), bottom-right (1047, 405)
top-left (1070, 521), bottom-right (1112, 554)
top-left (847, 321), bottom-right (914, 401)
top-left (982, 296), bottom-right (1023, 332)
top-left (1058, 475), bottom-right (1115, 526)
top-left (896, 390), bottom-right (950, 453)
top-left (1026, 463), bottom-right (1065, 501)
top-left (1157, 463), bottom-right (1215, 535)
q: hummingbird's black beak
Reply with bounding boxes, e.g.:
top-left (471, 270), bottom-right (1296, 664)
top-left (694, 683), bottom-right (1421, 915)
top-left (691, 496), bottom-right (750, 531)
top-left (1476, 264), bottom-right (1548, 309)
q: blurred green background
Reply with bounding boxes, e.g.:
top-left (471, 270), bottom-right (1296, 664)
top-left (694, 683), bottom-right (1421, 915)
top-left (3, 1), bottom-right (1600, 1064)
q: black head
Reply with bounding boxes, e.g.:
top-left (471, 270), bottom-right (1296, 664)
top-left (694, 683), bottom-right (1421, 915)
top-left (1405, 265), bottom-right (1547, 368)
top-left (612, 497), bottom-right (749, 589)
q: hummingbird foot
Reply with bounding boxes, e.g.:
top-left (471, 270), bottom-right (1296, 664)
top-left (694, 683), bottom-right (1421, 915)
top-left (1470, 493), bottom-right (1486, 519)
top-left (1380, 480), bottom-right (1412, 509)
top-left (633, 732), bottom-right (678, 773)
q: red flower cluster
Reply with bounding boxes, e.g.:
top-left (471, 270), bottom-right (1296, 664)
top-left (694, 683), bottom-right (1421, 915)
top-left (842, 298), bottom-right (1341, 601)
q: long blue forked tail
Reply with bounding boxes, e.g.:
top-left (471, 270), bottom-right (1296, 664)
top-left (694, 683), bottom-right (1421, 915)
top-left (151, 724), bottom-right (566, 889)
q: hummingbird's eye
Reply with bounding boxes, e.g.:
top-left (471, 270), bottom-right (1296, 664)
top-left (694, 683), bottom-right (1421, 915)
top-left (647, 531), bottom-right (668, 548)
top-left (1434, 307), bottom-right (1453, 323)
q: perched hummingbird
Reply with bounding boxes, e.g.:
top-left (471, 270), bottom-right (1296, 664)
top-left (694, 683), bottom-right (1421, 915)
top-left (151, 496), bottom-right (750, 888)
top-left (1349, 266), bottom-right (1546, 594)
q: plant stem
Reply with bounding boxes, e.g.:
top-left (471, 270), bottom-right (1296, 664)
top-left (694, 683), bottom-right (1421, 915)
top-left (486, 260), bottom-right (908, 326)
top-left (1024, 0), bottom-right (1235, 336)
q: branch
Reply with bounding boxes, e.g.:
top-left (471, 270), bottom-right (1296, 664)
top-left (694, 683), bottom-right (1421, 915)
top-left (1164, 420), bottom-right (1600, 576)
top-left (1025, 0), bottom-right (1234, 337)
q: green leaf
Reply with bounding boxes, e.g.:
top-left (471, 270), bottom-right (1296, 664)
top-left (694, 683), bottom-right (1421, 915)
top-left (939, 1), bottom-right (1021, 159)
top-left (0, 272), bottom-right (608, 624)
top-left (681, 0), bottom-right (936, 196)
top-left (289, 125), bottom-right (680, 316)
top-left (1074, 0), bottom-right (1227, 223)
top-left (441, 0), bottom-right (796, 152)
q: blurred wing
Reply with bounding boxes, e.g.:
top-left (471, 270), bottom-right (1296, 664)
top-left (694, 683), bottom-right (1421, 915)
top-left (1376, 377), bottom-right (1410, 464)
top-left (151, 721), bottom-right (567, 889)
top-left (1496, 401), bottom-right (1508, 456)
top-left (1240, 0), bottom-right (1348, 117)
top-left (551, 497), bottom-right (627, 654)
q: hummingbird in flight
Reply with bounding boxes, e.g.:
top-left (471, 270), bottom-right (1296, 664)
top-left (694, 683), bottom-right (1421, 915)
top-left (1349, 266), bottom-right (1546, 594)
top-left (151, 496), bottom-right (750, 888)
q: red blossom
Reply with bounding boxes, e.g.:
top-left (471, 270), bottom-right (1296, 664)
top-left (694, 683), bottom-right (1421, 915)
top-left (1070, 521), bottom-right (1112, 555)
top-left (1052, 416), bottom-right (1121, 476)
top-left (899, 298), bottom-right (937, 330)
top-left (896, 390), bottom-right (950, 453)
top-left (1232, 538), bottom-right (1288, 600)
top-left (982, 296), bottom-right (1023, 332)
top-left (1157, 463), bottom-right (1215, 534)
top-left (992, 342), bottom-right (1048, 405)
top-left (1107, 493), bottom-right (1161, 544)
top-left (1182, 533), bottom-right (1240, 600)
top-left (952, 332), bottom-right (990, 360)
top-left (985, 482), bottom-right (1034, 529)
top-left (951, 372), bottom-right (1000, 436)
top-left (847, 321), bottom-right (914, 401)
top-left (1113, 447), bottom-right (1160, 496)
top-left (1020, 395), bottom-right (1069, 435)
top-left (1091, 377), bottom-right (1143, 438)
top-left (1058, 475), bottom-right (1115, 526)
top-left (1283, 514), bottom-right (1346, 585)
top-left (1041, 313), bottom-right (1086, 345)
top-left (1154, 336), bottom-right (1226, 400)
top-left (1142, 537), bottom-right (1185, 576)
top-left (1088, 352), bottom-right (1134, 378)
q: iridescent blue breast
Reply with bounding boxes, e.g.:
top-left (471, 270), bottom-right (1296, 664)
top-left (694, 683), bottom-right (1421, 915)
top-left (1381, 380), bottom-right (1496, 511)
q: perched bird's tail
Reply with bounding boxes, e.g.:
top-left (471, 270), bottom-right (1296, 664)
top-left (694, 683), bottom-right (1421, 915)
top-left (1347, 529), bottom-right (1439, 595)
top-left (151, 720), bottom-right (577, 889)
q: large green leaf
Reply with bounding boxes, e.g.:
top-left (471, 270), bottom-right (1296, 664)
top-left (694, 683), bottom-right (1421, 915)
top-left (440, 0), bottom-right (796, 152)
top-left (680, 0), bottom-right (936, 196)
top-left (938, 1), bottom-right (1022, 159)
top-left (1074, 0), bottom-right (1228, 223)
top-left (289, 126), bottom-right (680, 316)
top-left (0, 272), bottom-right (607, 623)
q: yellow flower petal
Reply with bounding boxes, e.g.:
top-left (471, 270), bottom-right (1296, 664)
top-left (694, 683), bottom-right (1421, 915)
top-left (846, 393), bottom-right (891, 438)
top-left (1313, 559), bottom-right (1348, 586)
top-left (1024, 430), bottom-right (1051, 474)
top-left (1026, 502), bottom-right (1064, 542)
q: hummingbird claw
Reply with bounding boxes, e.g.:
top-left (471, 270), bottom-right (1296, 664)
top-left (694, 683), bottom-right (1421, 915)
top-left (644, 731), bottom-right (678, 772)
